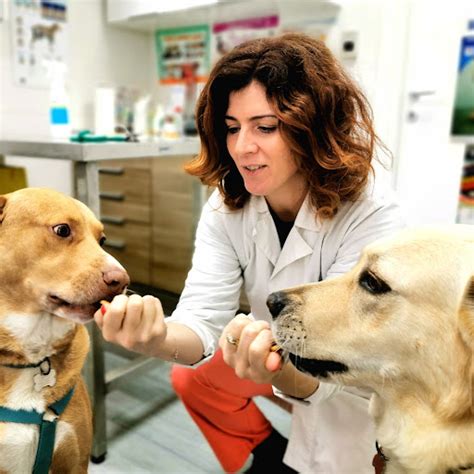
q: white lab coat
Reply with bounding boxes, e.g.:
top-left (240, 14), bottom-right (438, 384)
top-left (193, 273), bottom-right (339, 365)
top-left (168, 187), bottom-right (404, 473)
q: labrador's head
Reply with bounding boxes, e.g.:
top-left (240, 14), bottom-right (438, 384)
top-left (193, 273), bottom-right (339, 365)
top-left (268, 226), bottom-right (474, 416)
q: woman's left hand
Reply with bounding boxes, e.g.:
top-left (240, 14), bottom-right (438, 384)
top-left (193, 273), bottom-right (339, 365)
top-left (219, 314), bottom-right (283, 384)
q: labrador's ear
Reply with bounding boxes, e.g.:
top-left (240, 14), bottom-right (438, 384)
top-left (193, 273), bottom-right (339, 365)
top-left (455, 276), bottom-right (474, 417)
top-left (459, 277), bottom-right (474, 346)
top-left (0, 195), bottom-right (6, 224)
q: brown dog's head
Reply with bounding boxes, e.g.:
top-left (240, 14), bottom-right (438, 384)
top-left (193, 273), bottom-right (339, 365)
top-left (0, 187), bottom-right (130, 323)
top-left (268, 226), bottom-right (474, 412)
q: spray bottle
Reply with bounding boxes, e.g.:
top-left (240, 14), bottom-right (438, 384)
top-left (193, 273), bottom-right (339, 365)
top-left (44, 60), bottom-right (72, 139)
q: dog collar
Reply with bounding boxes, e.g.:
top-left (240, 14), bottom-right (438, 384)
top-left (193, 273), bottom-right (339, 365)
top-left (372, 441), bottom-right (389, 474)
top-left (374, 441), bottom-right (474, 474)
top-left (0, 387), bottom-right (74, 474)
top-left (1, 357), bottom-right (56, 391)
top-left (2, 356), bottom-right (51, 370)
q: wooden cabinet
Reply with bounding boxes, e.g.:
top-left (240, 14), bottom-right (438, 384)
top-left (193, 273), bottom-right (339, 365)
top-left (99, 158), bottom-right (152, 285)
top-left (151, 155), bottom-right (196, 294)
top-left (99, 156), bottom-right (196, 295)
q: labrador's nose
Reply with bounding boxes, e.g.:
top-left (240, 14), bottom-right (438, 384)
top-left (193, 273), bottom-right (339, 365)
top-left (267, 291), bottom-right (290, 319)
top-left (102, 268), bottom-right (130, 293)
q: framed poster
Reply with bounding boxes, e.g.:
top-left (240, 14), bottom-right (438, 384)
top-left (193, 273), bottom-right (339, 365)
top-left (155, 24), bottom-right (210, 85)
top-left (451, 35), bottom-right (474, 138)
top-left (212, 15), bottom-right (279, 64)
top-left (457, 146), bottom-right (474, 224)
top-left (11, 0), bottom-right (68, 88)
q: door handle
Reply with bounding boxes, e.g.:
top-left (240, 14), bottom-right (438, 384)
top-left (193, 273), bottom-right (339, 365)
top-left (408, 90), bottom-right (436, 102)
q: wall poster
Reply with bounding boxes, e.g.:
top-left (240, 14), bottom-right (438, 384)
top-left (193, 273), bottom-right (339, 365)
top-left (11, 0), bottom-right (68, 88)
top-left (212, 15), bottom-right (279, 64)
top-left (457, 146), bottom-right (474, 224)
top-left (155, 24), bottom-right (210, 85)
top-left (451, 35), bottom-right (474, 138)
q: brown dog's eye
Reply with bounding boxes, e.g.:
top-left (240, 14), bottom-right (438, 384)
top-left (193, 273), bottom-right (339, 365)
top-left (52, 224), bottom-right (71, 238)
top-left (99, 236), bottom-right (106, 247)
top-left (359, 271), bottom-right (391, 294)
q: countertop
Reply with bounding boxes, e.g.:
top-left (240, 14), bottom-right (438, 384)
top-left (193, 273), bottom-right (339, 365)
top-left (0, 137), bottom-right (201, 161)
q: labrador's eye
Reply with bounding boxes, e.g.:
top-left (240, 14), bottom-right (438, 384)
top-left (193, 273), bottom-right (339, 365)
top-left (99, 236), bottom-right (106, 247)
top-left (52, 224), bottom-right (71, 238)
top-left (359, 271), bottom-right (391, 294)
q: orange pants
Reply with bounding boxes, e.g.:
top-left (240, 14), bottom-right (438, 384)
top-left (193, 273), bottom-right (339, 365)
top-left (170, 350), bottom-right (274, 473)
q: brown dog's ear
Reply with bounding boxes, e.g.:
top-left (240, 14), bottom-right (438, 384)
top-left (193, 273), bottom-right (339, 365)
top-left (0, 196), bottom-right (6, 224)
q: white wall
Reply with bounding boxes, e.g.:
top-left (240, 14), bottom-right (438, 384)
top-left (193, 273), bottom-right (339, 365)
top-left (0, 0), bottom-right (4, 141)
top-left (0, 0), bottom-right (154, 194)
top-left (325, 0), bottom-right (410, 193)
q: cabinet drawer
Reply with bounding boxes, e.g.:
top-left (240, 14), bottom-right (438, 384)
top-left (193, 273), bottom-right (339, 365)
top-left (151, 225), bottom-right (193, 294)
top-left (100, 158), bottom-right (151, 170)
top-left (99, 159), bottom-right (151, 224)
top-left (152, 155), bottom-right (195, 193)
top-left (100, 170), bottom-right (150, 199)
top-left (151, 262), bottom-right (191, 295)
top-left (103, 221), bottom-right (151, 285)
top-left (101, 200), bottom-right (151, 225)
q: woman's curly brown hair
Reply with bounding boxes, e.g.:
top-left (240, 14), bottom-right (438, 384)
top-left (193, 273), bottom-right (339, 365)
top-left (185, 32), bottom-right (385, 219)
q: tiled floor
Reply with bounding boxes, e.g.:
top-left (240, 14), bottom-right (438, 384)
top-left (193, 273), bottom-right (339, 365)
top-left (88, 352), bottom-right (291, 474)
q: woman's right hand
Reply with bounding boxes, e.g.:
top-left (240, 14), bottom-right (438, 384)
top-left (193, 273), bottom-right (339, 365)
top-left (94, 294), bottom-right (167, 354)
top-left (219, 314), bottom-right (284, 384)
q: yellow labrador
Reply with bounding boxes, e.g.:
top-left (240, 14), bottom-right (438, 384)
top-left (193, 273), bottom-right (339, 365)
top-left (268, 225), bottom-right (474, 474)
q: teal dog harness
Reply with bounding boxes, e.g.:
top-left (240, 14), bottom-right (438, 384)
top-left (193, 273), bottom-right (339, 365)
top-left (0, 357), bottom-right (74, 474)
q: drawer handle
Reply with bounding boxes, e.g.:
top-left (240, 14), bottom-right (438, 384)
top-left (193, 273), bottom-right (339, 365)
top-left (104, 239), bottom-right (126, 250)
top-left (101, 215), bottom-right (126, 225)
top-left (99, 167), bottom-right (125, 175)
top-left (100, 191), bottom-right (124, 201)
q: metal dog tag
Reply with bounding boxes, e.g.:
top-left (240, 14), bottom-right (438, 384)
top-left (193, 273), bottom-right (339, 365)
top-left (33, 358), bottom-right (56, 392)
top-left (33, 370), bottom-right (56, 391)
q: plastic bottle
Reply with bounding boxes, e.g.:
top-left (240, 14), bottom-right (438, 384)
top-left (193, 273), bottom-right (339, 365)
top-left (153, 103), bottom-right (165, 138)
top-left (45, 60), bottom-right (72, 139)
top-left (133, 95), bottom-right (151, 139)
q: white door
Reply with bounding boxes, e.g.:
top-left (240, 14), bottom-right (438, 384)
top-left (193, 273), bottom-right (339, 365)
top-left (394, 0), bottom-right (471, 226)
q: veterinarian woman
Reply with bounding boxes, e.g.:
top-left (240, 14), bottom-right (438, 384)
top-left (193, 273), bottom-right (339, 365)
top-left (95, 33), bottom-right (404, 473)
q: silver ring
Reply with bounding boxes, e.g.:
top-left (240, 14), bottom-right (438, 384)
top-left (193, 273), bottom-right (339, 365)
top-left (225, 333), bottom-right (239, 347)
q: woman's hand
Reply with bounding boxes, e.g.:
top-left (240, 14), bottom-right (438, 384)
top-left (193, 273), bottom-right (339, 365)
top-left (219, 314), bottom-right (284, 384)
top-left (94, 294), bottom-right (166, 354)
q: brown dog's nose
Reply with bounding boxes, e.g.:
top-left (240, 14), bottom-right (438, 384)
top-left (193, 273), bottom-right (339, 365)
top-left (267, 291), bottom-right (289, 319)
top-left (102, 269), bottom-right (130, 292)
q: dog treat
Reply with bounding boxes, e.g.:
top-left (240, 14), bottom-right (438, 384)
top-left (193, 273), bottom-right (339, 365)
top-left (270, 343), bottom-right (282, 353)
top-left (227, 335), bottom-right (282, 354)
top-left (100, 300), bottom-right (110, 315)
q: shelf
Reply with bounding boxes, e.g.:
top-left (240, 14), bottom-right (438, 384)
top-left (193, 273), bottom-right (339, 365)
top-left (107, 0), bottom-right (340, 33)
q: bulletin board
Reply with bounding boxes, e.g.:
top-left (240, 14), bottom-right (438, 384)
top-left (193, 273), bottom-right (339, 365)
top-left (155, 24), bottom-right (210, 85)
top-left (10, 0), bottom-right (68, 88)
top-left (451, 35), bottom-right (474, 138)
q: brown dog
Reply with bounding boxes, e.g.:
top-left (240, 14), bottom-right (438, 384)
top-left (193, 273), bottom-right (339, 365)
top-left (30, 24), bottom-right (61, 49)
top-left (0, 188), bottom-right (129, 473)
top-left (268, 225), bottom-right (474, 474)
